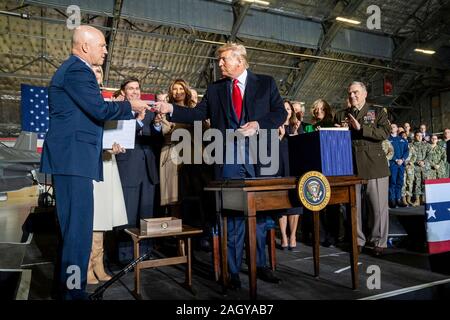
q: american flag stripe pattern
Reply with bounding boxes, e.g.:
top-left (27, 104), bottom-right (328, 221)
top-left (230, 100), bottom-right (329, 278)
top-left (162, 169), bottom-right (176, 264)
top-left (425, 178), bottom-right (450, 254)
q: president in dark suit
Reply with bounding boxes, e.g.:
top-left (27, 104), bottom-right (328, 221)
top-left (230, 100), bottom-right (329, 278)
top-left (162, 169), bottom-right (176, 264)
top-left (155, 43), bottom-right (286, 287)
top-left (40, 26), bottom-right (150, 299)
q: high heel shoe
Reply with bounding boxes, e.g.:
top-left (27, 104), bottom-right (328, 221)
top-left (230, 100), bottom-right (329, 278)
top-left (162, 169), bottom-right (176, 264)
top-left (289, 239), bottom-right (297, 250)
top-left (280, 238), bottom-right (288, 250)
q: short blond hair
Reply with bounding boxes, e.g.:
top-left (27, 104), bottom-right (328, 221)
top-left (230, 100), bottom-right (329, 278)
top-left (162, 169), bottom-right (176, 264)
top-left (216, 42), bottom-right (249, 68)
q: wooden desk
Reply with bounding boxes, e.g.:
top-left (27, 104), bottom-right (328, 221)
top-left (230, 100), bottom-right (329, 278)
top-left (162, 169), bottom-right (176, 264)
top-left (125, 226), bottom-right (202, 296)
top-left (206, 176), bottom-right (365, 299)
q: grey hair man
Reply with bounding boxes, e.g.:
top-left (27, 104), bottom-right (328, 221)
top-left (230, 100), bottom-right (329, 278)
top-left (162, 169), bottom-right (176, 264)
top-left (334, 81), bottom-right (391, 256)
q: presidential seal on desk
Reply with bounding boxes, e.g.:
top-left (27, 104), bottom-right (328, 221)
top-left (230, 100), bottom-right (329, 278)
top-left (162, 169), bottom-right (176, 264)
top-left (297, 171), bottom-right (331, 211)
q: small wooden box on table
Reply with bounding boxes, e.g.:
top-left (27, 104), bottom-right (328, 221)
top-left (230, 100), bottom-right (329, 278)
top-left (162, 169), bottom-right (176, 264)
top-left (125, 225), bottom-right (202, 296)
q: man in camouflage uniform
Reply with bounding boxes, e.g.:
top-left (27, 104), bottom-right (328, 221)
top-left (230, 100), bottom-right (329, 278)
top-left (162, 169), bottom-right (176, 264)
top-left (411, 131), bottom-right (430, 206)
top-left (426, 134), bottom-right (447, 179)
top-left (402, 142), bottom-right (416, 206)
top-left (437, 128), bottom-right (449, 178)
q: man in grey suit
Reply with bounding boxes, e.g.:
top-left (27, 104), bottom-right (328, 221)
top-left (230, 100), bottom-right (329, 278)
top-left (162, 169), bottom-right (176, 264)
top-left (334, 81), bottom-right (390, 256)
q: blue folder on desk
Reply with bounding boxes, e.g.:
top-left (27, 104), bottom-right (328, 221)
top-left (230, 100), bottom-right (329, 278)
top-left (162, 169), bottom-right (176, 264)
top-left (288, 128), bottom-right (354, 176)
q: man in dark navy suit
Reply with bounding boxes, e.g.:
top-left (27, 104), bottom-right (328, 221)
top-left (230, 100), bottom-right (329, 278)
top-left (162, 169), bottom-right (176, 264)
top-left (114, 77), bottom-right (162, 263)
top-left (116, 77), bottom-right (161, 229)
top-left (40, 25), bottom-right (151, 299)
top-left (155, 43), bottom-right (286, 288)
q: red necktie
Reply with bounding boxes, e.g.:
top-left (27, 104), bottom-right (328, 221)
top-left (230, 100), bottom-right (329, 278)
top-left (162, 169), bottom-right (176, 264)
top-left (232, 79), bottom-right (242, 120)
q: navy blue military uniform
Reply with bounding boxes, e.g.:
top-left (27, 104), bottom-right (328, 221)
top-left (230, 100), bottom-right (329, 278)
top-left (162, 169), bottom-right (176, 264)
top-left (388, 134), bottom-right (409, 203)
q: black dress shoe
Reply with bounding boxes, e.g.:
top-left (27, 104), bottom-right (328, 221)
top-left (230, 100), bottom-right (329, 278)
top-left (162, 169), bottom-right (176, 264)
top-left (200, 238), bottom-right (211, 252)
top-left (277, 243), bottom-right (288, 250)
top-left (257, 267), bottom-right (280, 284)
top-left (229, 273), bottom-right (241, 289)
top-left (397, 200), bottom-right (408, 207)
top-left (322, 240), bottom-right (336, 248)
top-left (372, 246), bottom-right (384, 257)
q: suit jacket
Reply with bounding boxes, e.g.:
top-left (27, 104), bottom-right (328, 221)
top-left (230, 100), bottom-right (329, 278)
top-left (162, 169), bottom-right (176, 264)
top-left (170, 70), bottom-right (286, 178)
top-left (40, 55), bottom-right (133, 181)
top-left (115, 112), bottom-right (161, 186)
top-left (334, 103), bottom-right (390, 180)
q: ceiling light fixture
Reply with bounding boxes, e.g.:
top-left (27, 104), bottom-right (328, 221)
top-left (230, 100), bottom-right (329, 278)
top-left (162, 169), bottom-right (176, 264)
top-left (241, 0), bottom-right (270, 6)
top-left (414, 48), bottom-right (436, 55)
top-left (335, 17), bottom-right (361, 25)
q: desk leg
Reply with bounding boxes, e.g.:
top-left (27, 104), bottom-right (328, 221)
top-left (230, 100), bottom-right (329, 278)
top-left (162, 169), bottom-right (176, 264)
top-left (213, 192), bottom-right (221, 282)
top-left (268, 229), bottom-right (276, 271)
top-left (185, 237), bottom-right (192, 288)
top-left (246, 192), bottom-right (257, 300)
top-left (220, 216), bottom-right (228, 289)
top-left (349, 185), bottom-right (359, 290)
top-left (312, 210), bottom-right (320, 278)
top-left (212, 233), bottom-right (220, 282)
top-left (134, 239), bottom-right (140, 295)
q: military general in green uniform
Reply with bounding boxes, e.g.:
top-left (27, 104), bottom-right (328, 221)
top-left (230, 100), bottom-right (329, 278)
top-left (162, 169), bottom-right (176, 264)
top-left (334, 81), bottom-right (391, 256)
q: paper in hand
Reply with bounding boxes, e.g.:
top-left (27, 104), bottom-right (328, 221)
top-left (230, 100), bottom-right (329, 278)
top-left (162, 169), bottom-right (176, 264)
top-left (102, 120), bottom-right (136, 149)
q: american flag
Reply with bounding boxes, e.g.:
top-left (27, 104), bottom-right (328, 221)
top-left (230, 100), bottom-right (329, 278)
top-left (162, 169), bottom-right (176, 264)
top-left (425, 178), bottom-right (450, 254)
top-left (20, 84), bottom-right (49, 152)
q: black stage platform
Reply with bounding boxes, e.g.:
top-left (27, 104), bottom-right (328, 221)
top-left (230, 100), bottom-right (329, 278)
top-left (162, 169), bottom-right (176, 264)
top-left (22, 225), bottom-right (450, 300)
top-left (2, 199), bottom-right (450, 300)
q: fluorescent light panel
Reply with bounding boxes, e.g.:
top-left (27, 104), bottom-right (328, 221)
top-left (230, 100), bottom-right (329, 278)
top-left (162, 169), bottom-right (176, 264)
top-left (414, 48), bottom-right (436, 55)
top-left (335, 17), bottom-right (361, 25)
top-left (241, 0), bottom-right (270, 6)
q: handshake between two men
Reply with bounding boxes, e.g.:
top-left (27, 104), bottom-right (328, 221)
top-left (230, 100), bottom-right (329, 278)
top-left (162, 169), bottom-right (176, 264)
top-left (123, 99), bottom-right (175, 116)
top-left (139, 100), bottom-right (260, 137)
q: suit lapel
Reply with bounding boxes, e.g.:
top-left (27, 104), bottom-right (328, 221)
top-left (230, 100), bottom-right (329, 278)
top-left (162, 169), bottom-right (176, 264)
top-left (244, 70), bottom-right (258, 121)
top-left (218, 79), bottom-right (231, 127)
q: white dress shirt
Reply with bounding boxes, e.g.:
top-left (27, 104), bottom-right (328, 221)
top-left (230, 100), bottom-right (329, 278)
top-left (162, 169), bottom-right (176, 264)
top-left (232, 69), bottom-right (247, 98)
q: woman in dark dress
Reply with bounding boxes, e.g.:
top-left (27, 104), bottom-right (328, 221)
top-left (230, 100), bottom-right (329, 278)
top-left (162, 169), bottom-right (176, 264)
top-left (278, 100), bottom-right (302, 250)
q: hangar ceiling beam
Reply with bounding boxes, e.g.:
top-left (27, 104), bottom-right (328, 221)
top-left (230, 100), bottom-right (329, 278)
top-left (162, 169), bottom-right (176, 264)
top-left (392, 0), bottom-right (450, 61)
top-left (103, 0), bottom-right (123, 85)
top-left (229, 0), bottom-right (251, 42)
top-left (286, 0), bottom-right (365, 99)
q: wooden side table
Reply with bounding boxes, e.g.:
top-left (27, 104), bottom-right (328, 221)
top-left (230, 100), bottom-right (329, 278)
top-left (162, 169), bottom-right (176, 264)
top-left (125, 225), bottom-right (202, 297)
